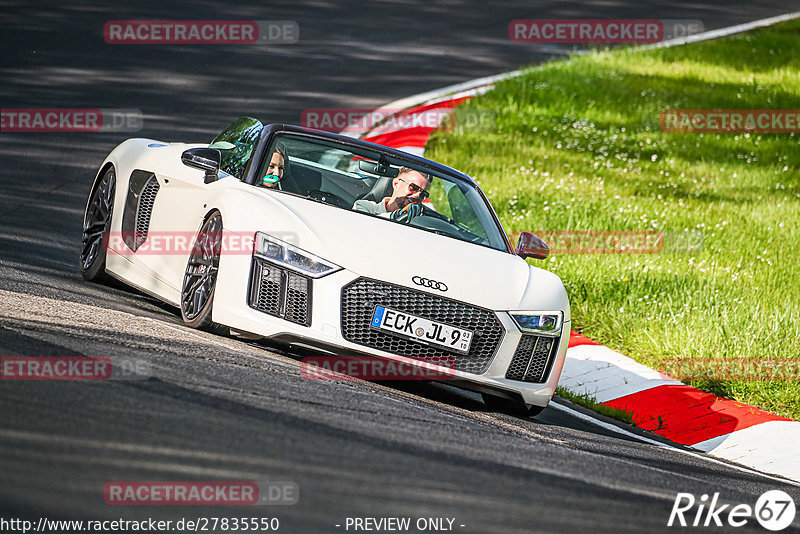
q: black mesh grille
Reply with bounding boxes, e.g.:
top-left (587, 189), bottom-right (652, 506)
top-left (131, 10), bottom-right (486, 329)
top-left (285, 271), bottom-right (311, 325)
top-left (134, 177), bottom-right (159, 249)
top-left (505, 335), bottom-right (559, 383)
top-left (251, 260), bottom-right (282, 316)
top-left (249, 259), bottom-right (311, 326)
top-left (341, 278), bottom-right (504, 374)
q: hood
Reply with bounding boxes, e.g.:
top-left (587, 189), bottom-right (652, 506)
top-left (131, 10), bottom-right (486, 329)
top-left (233, 190), bottom-right (567, 313)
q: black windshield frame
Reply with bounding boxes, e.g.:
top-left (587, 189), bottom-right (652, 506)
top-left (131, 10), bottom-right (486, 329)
top-left (241, 123), bottom-right (513, 255)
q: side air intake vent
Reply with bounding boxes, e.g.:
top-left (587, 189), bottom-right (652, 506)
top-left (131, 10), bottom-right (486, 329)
top-left (248, 258), bottom-right (312, 326)
top-left (121, 170), bottom-right (160, 252)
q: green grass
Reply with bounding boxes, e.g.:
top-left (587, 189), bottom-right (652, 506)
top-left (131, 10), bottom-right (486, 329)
top-left (428, 21), bottom-right (800, 420)
top-left (556, 387), bottom-right (635, 424)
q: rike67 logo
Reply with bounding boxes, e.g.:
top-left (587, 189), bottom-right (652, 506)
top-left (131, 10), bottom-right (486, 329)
top-left (668, 491), bottom-right (796, 531)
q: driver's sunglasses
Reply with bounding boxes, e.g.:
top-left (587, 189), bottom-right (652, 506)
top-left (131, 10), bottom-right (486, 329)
top-left (399, 178), bottom-right (430, 200)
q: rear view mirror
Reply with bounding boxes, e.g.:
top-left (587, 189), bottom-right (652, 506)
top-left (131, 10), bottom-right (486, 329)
top-left (359, 160), bottom-right (399, 178)
top-left (515, 232), bottom-right (549, 260)
top-left (182, 148), bottom-right (221, 184)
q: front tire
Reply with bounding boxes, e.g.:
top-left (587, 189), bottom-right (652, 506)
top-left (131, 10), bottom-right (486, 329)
top-left (181, 212), bottom-right (223, 329)
top-left (80, 167), bottom-right (116, 281)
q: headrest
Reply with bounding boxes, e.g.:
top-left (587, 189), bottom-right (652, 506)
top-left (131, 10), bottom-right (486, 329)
top-left (361, 176), bottom-right (394, 203)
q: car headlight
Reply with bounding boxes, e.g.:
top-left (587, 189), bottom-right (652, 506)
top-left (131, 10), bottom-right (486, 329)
top-left (509, 311), bottom-right (563, 336)
top-left (254, 232), bottom-right (341, 278)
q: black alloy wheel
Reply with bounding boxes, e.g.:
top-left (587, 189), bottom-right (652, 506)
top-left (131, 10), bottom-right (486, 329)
top-left (181, 212), bottom-right (223, 329)
top-left (80, 167), bottom-right (116, 281)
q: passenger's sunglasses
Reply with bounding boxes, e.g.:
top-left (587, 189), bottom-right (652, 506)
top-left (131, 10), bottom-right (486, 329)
top-left (398, 178), bottom-right (430, 200)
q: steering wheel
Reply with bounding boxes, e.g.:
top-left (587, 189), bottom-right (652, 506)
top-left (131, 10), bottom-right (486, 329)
top-left (421, 206), bottom-right (454, 224)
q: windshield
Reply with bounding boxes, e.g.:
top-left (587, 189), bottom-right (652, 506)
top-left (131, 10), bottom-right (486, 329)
top-left (254, 133), bottom-right (508, 252)
top-left (209, 117), bottom-right (263, 179)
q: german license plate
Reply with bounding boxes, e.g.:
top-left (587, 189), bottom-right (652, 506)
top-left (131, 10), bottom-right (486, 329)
top-left (370, 305), bottom-right (473, 354)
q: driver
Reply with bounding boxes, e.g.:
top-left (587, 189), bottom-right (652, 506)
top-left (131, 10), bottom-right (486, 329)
top-left (261, 147), bottom-right (287, 189)
top-left (353, 167), bottom-right (431, 222)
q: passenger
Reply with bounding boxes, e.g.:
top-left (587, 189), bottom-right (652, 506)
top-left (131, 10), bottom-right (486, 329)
top-left (261, 147), bottom-right (287, 189)
top-left (353, 167), bottom-right (431, 222)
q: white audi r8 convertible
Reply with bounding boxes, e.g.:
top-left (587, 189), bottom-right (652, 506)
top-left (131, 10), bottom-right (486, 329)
top-left (80, 117), bottom-right (570, 416)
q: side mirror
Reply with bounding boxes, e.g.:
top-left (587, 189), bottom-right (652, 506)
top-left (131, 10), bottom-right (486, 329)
top-left (515, 231), bottom-right (549, 260)
top-left (182, 148), bottom-right (221, 183)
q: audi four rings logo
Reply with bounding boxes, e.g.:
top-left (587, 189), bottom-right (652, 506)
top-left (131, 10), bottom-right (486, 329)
top-left (412, 276), bottom-right (448, 291)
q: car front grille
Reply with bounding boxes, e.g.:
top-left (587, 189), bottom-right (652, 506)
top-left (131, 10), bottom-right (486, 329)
top-left (248, 258), bottom-right (311, 326)
top-left (340, 278), bottom-right (504, 374)
top-left (505, 335), bottom-right (559, 383)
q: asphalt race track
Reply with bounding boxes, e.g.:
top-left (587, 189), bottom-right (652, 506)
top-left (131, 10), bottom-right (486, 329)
top-left (1, 1), bottom-right (799, 532)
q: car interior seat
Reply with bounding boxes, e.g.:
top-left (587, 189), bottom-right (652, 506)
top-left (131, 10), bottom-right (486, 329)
top-left (287, 166), bottom-right (322, 194)
top-left (357, 176), bottom-right (394, 203)
top-left (275, 163), bottom-right (322, 195)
